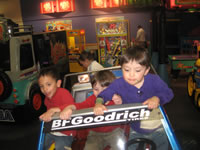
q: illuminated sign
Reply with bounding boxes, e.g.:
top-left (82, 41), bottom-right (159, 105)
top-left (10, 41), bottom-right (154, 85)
top-left (90, 0), bottom-right (126, 8)
top-left (46, 20), bottom-right (72, 31)
top-left (90, 0), bottom-right (107, 8)
top-left (40, 0), bottom-right (75, 14)
top-left (0, 24), bottom-right (3, 41)
top-left (176, 0), bottom-right (200, 5)
top-left (170, 0), bottom-right (200, 8)
top-left (56, 0), bottom-right (75, 12)
top-left (40, 1), bottom-right (55, 14)
top-left (110, 0), bottom-right (120, 7)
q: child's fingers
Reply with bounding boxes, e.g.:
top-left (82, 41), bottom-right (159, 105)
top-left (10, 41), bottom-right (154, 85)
top-left (60, 113), bottom-right (65, 120)
top-left (94, 105), bottom-right (107, 115)
top-left (105, 101), bottom-right (109, 105)
top-left (60, 109), bottom-right (73, 120)
top-left (143, 100), bottom-right (148, 105)
top-left (94, 108), bottom-right (103, 115)
top-left (103, 105), bottom-right (108, 111)
top-left (146, 102), bottom-right (159, 109)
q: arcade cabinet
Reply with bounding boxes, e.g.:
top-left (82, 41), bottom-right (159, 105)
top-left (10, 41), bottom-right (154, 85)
top-left (66, 29), bottom-right (86, 72)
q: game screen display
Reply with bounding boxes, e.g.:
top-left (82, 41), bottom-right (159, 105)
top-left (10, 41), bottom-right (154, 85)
top-left (74, 90), bottom-right (93, 103)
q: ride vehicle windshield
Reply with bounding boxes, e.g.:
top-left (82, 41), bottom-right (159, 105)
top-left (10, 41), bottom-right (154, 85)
top-left (0, 41), bottom-right (10, 71)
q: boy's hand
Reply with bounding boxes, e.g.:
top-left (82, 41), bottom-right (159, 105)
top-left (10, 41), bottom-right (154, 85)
top-left (39, 112), bottom-right (52, 122)
top-left (143, 96), bottom-right (160, 109)
top-left (60, 105), bottom-right (76, 120)
top-left (39, 107), bottom-right (60, 122)
top-left (112, 94), bottom-right (122, 105)
top-left (93, 103), bottom-right (107, 115)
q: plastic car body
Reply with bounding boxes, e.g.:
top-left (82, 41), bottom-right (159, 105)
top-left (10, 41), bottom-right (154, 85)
top-left (187, 69), bottom-right (200, 110)
top-left (0, 18), bottom-right (45, 122)
top-left (0, 17), bottom-right (70, 122)
top-left (37, 66), bottom-right (181, 150)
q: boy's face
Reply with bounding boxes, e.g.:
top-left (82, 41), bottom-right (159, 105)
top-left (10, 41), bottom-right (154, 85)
top-left (79, 59), bottom-right (90, 68)
top-left (93, 81), bottom-right (107, 97)
top-left (38, 75), bottom-right (61, 99)
top-left (122, 60), bottom-right (150, 88)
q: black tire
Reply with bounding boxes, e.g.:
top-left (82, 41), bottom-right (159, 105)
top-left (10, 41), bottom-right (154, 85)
top-left (28, 84), bottom-right (46, 116)
top-left (126, 138), bottom-right (156, 150)
top-left (0, 71), bottom-right (12, 101)
top-left (187, 72), bottom-right (196, 99)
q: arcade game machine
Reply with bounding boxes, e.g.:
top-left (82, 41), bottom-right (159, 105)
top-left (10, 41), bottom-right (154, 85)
top-left (96, 19), bottom-right (130, 67)
top-left (66, 29), bottom-right (86, 72)
top-left (168, 37), bottom-right (200, 77)
top-left (167, 0), bottom-right (200, 78)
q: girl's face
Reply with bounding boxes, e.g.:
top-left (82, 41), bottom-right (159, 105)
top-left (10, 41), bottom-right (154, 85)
top-left (38, 75), bottom-right (61, 99)
top-left (79, 59), bottom-right (90, 68)
top-left (122, 60), bottom-right (150, 88)
top-left (93, 81), bottom-right (107, 97)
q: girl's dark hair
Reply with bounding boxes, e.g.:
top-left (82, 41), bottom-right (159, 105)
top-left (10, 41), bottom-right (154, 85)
top-left (91, 70), bottom-right (116, 88)
top-left (120, 46), bottom-right (151, 68)
top-left (38, 66), bottom-right (60, 81)
top-left (79, 50), bottom-right (94, 61)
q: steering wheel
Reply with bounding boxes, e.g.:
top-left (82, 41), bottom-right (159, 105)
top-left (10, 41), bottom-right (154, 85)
top-left (126, 138), bottom-right (156, 150)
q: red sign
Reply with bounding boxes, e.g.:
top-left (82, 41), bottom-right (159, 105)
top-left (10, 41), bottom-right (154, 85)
top-left (0, 25), bottom-right (3, 41)
top-left (90, 0), bottom-right (107, 8)
top-left (56, 0), bottom-right (75, 12)
top-left (110, 0), bottom-right (119, 7)
top-left (169, 0), bottom-right (200, 8)
top-left (40, 1), bottom-right (55, 14)
top-left (40, 0), bottom-right (75, 14)
top-left (90, 0), bottom-right (126, 8)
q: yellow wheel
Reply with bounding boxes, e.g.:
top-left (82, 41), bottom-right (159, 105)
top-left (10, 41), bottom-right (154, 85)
top-left (195, 93), bottom-right (200, 110)
top-left (187, 73), bottom-right (195, 97)
top-left (197, 96), bottom-right (200, 108)
top-left (49, 143), bottom-right (55, 150)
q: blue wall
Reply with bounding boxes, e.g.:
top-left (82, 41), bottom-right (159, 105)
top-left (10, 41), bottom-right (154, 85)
top-left (20, 0), bottom-right (152, 43)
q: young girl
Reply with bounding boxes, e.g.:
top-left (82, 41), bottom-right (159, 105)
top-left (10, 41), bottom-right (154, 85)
top-left (59, 70), bottom-right (126, 150)
top-left (38, 67), bottom-right (76, 150)
top-left (94, 46), bottom-right (174, 150)
top-left (79, 50), bottom-right (104, 71)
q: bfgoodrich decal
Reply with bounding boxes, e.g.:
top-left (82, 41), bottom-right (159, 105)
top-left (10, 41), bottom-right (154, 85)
top-left (44, 104), bottom-right (161, 132)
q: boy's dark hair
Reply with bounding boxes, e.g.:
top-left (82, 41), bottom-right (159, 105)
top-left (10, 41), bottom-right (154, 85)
top-left (91, 70), bottom-right (116, 88)
top-left (79, 50), bottom-right (94, 62)
top-left (138, 25), bottom-right (142, 29)
top-left (38, 66), bottom-right (60, 81)
top-left (120, 46), bottom-right (150, 68)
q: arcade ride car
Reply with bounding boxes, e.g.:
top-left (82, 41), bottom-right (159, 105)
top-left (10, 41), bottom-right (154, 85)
top-left (37, 66), bottom-right (181, 150)
top-left (168, 37), bottom-right (200, 78)
top-left (0, 18), bottom-right (45, 122)
top-left (187, 58), bottom-right (200, 110)
top-left (0, 17), bottom-right (71, 122)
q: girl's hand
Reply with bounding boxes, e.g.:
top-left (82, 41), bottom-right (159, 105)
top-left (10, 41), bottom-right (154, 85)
top-left (93, 103), bottom-right (107, 115)
top-left (143, 96), bottom-right (160, 109)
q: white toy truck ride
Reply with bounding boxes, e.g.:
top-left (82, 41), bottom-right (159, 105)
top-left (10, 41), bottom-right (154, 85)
top-left (0, 17), bottom-right (45, 122)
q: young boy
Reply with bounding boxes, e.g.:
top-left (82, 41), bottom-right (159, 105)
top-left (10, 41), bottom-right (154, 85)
top-left (94, 46), bottom-right (174, 150)
top-left (38, 67), bottom-right (76, 150)
top-left (59, 70), bottom-right (127, 150)
top-left (79, 50), bottom-right (104, 71)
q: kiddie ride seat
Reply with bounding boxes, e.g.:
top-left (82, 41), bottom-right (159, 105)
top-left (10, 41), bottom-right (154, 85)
top-left (37, 104), bottom-right (181, 150)
top-left (37, 67), bottom-right (181, 150)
